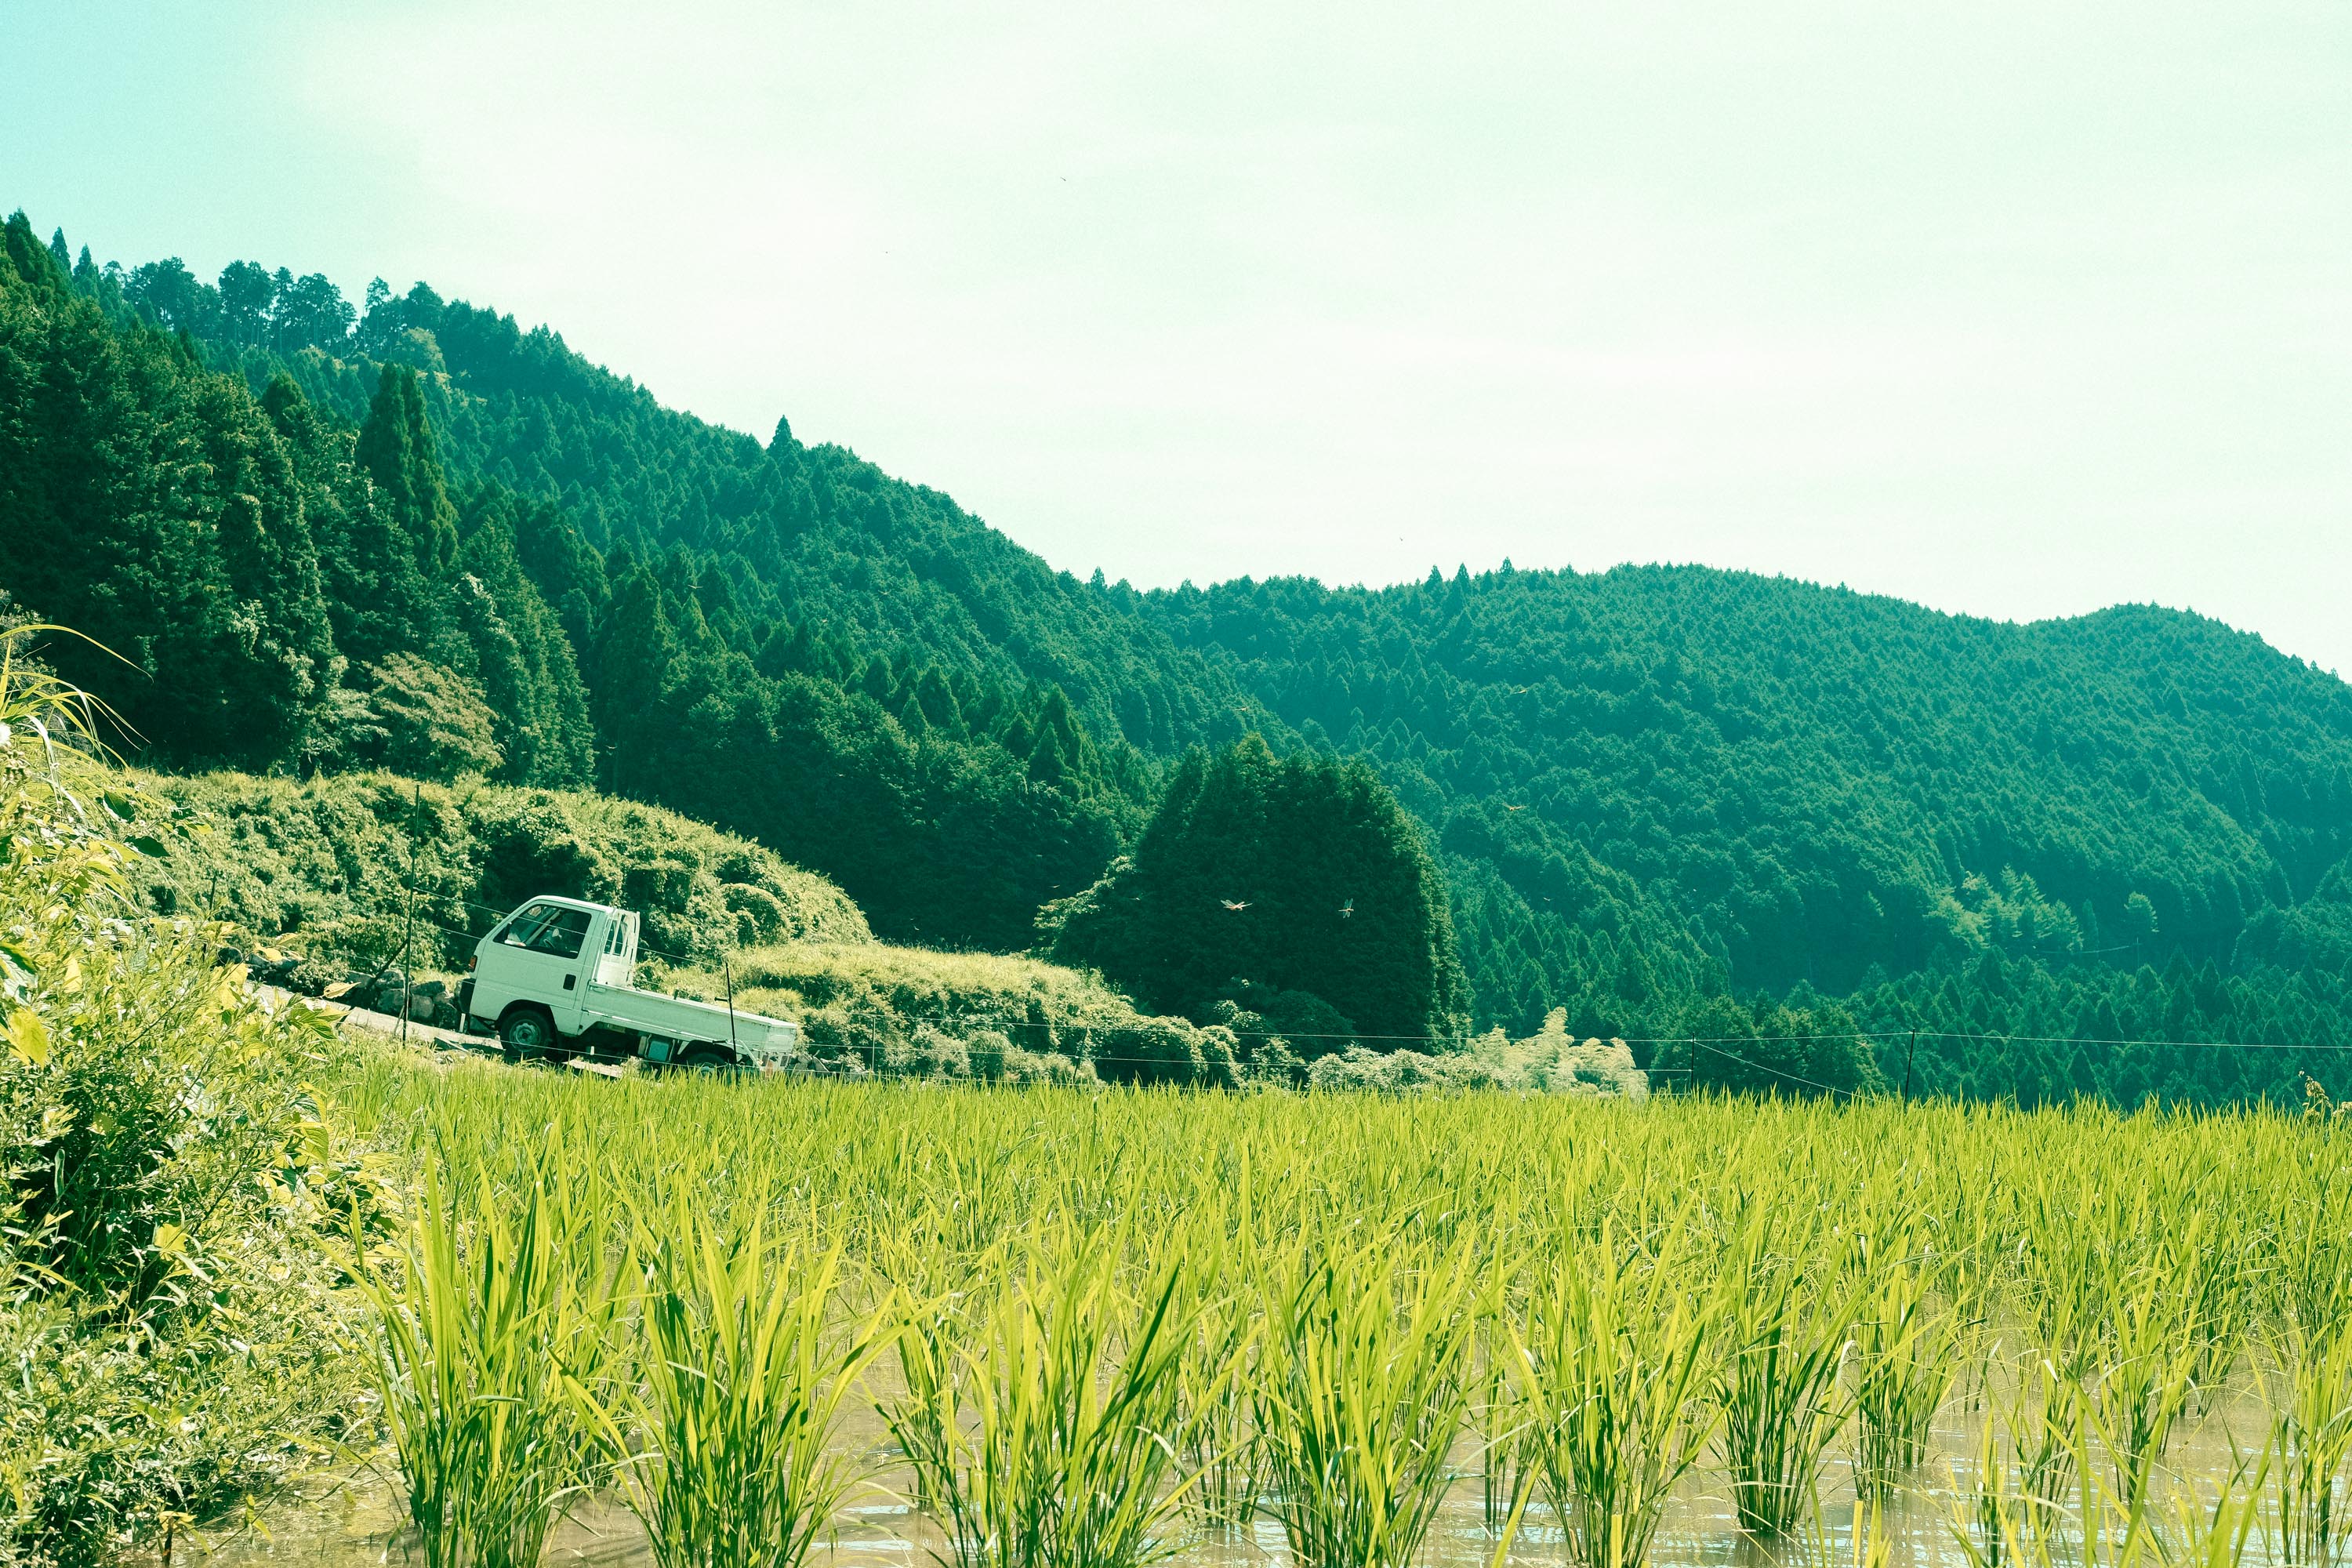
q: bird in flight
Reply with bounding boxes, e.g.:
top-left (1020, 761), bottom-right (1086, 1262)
top-left (1338, 899), bottom-right (1355, 919)
top-left (1221, 898), bottom-right (1250, 911)
top-left (1504, 804), bottom-right (1525, 812)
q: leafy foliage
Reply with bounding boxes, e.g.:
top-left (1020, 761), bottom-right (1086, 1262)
top-left (132, 768), bottom-right (871, 976)
top-left (0, 641), bottom-right (381, 1564)
top-left (720, 941), bottom-right (1240, 1087)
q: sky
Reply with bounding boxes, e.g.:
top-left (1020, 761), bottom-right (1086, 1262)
top-left (6, 1), bottom-right (2350, 670)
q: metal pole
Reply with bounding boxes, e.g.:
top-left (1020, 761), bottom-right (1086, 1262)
top-left (400, 784), bottom-right (420, 1044)
top-left (1901, 1028), bottom-right (1918, 1102)
top-left (724, 954), bottom-right (739, 1055)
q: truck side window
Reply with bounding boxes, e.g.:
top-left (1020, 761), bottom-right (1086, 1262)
top-left (496, 903), bottom-right (592, 960)
top-left (494, 904), bottom-right (554, 949)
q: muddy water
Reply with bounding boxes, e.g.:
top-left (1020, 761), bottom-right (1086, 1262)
top-left (191, 1379), bottom-right (2275, 1568)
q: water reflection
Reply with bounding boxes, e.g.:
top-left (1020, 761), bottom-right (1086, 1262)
top-left (192, 1378), bottom-right (2275, 1568)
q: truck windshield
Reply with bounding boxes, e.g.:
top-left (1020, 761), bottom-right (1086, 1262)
top-left (495, 902), bottom-right (593, 960)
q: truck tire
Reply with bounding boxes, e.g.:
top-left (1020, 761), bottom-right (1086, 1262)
top-left (498, 1005), bottom-right (557, 1064)
top-left (676, 1044), bottom-right (734, 1074)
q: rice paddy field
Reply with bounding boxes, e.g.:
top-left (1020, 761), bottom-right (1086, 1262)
top-left (210, 1052), bottom-right (2352, 1568)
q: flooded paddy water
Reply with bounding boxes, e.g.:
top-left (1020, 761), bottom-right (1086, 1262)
top-left (191, 1365), bottom-right (2285, 1568)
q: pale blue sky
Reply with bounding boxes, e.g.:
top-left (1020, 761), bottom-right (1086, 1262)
top-left (6, 2), bottom-right (2349, 670)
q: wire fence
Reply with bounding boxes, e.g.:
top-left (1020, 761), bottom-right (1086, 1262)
top-left (212, 875), bottom-right (2352, 1096)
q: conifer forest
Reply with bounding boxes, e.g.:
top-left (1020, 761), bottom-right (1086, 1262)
top-left (9, 210), bottom-right (2352, 1106)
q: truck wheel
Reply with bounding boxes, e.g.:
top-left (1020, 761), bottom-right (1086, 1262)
top-left (499, 1005), bottom-right (557, 1064)
top-left (676, 1044), bottom-right (734, 1074)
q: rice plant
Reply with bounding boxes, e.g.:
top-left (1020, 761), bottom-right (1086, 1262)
top-left (1177, 1280), bottom-right (1265, 1531)
top-left (1252, 1236), bottom-right (1481, 1568)
top-left (1714, 1215), bottom-right (1861, 1536)
top-left (2270, 1320), bottom-right (2352, 1568)
top-left (1851, 1230), bottom-right (1960, 1498)
top-left (597, 1197), bottom-right (895, 1568)
top-left (1515, 1214), bottom-right (1716, 1568)
top-left (359, 1161), bottom-right (618, 1568)
top-left (2011, 1351), bottom-right (2086, 1527)
top-left (310, 1045), bottom-right (2352, 1568)
top-left (1950, 1403), bottom-right (2028, 1568)
top-left (1472, 1327), bottom-right (1535, 1540)
top-left (2088, 1254), bottom-right (2202, 1510)
top-left (883, 1227), bottom-right (1200, 1568)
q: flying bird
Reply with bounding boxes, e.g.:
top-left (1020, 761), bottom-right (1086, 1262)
top-left (1504, 804), bottom-right (1525, 812)
top-left (1338, 900), bottom-right (1355, 919)
top-left (1221, 898), bottom-right (1250, 911)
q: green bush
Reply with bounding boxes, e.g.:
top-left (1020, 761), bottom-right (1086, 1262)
top-left (0, 656), bottom-right (384, 1563)
top-left (722, 942), bottom-right (1237, 1087)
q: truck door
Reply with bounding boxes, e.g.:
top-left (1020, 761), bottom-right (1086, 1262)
top-left (485, 902), bottom-right (597, 1033)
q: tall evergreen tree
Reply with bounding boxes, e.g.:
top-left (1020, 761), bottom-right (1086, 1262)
top-left (1051, 735), bottom-right (1469, 1048)
top-left (455, 485), bottom-right (596, 786)
top-left (354, 363), bottom-right (459, 584)
top-left (595, 566), bottom-right (677, 787)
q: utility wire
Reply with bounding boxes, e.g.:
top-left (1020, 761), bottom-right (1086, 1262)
top-left (255, 885), bottom-right (2352, 1077)
top-left (309, 898), bottom-right (2352, 1063)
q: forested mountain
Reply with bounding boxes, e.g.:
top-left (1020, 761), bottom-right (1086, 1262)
top-left (10, 206), bottom-right (2352, 1106)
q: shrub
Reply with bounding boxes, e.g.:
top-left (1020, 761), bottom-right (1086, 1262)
top-left (0, 634), bottom-right (380, 1563)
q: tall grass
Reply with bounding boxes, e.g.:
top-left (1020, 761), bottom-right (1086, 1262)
top-left (2271, 1321), bottom-right (2352, 1568)
top-left (1851, 1227), bottom-right (1960, 1498)
top-left (2089, 1257), bottom-right (2203, 1508)
top-left (1473, 1323), bottom-right (1535, 1540)
top-left (1714, 1214), bottom-right (1860, 1536)
top-left (2272, 1182), bottom-right (2352, 1568)
top-left (883, 1228), bottom-right (1200, 1568)
top-left (1177, 1279), bottom-right (1265, 1531)
top-left (1951, 1372), bottom-right (2273, 1568)
top-left (317, 1066), bottom-right (2352, 1568)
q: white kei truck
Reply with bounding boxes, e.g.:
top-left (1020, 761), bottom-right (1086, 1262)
top-left (456, 895), bottom-right (799, 1073)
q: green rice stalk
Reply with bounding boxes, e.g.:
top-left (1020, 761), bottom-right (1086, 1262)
top-left (1715, 1218), bottom-right (1860, 1536)
top-left (1515, 1214), bottom-right (1716, 1568)
top-left (1853, 1238), bottom-right (1959, 1498)
top-left (2167, 1446), bottom-right (2273, 1568)
top-left (2013, 1352), bottom-right (2085, 1528)
top-left (1178, 1283), bottom-right (1265, 1531)
top-left (2088, 1259), bottom-right (2201, 1511)
top-left (359, 1160), bottom-right (615, 1568)
top-left (2270, 1322), bottom-right (2352, 1568)
top-left (882, 1227), bottom-right (1199, 1568)
top-left (603, 1196), bottom-right (895, 1568)
top-left (1473, 1329), bottom-right (1536, 1541)
top-left (1252, 1235), bottom-right (1480, 1568)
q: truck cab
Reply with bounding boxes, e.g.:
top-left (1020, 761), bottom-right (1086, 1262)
top-left (463, 895), bottom-right (800, 1073)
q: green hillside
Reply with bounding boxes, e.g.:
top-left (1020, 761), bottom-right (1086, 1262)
top-left (134, 770), bottom-right (869, 982)
top-left (9, 209), bottom-right (2352, 1106)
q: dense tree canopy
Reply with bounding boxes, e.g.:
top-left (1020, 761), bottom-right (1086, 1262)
top-left (1049, 737), bottom-right (1469, 1048)
top-left (14, 207), bottom-right (2352, 1105)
